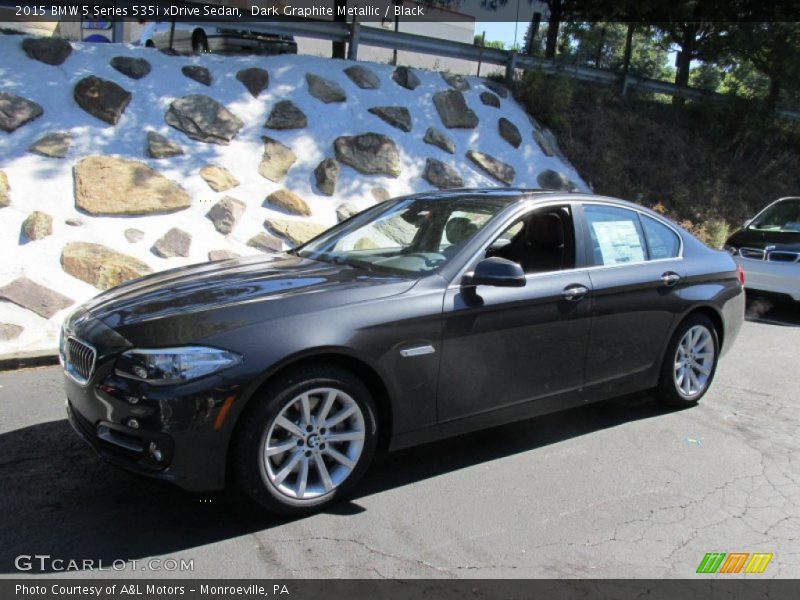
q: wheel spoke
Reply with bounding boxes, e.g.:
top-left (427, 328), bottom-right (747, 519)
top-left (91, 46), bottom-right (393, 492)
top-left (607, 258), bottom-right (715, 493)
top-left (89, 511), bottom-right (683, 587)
top-left (275, 416), bottom-right (304, 439)
top-left (314, 453), bottom-right (333, 491)
top-left (296, 456), bottom-right (309, 498)
top-left (694, 362), bottom-right (711, 375)
top-left (299, 393), bottom-right (312, 426)
top-left (273, 450), bottom-right (303, 486)
top-left (316, 390), bottom-right (336, 423)
top-left (326, 430), bottom-right (364, 443)
top-left (688, 368), bottom-right (699, 393)
top-left (265, 439), bottom-right (297, 457)
top-left (326, 446), bottom-right (356, 469)
top-left (325, 404), bottom-right (357, 428)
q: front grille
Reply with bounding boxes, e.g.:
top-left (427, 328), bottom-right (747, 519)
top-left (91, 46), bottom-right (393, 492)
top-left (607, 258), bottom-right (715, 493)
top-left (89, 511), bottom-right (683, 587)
top-left (768, 251), bottom-right (800, 263)
top-left (738, 247), bottom-right (800, 263)
top-left (739, 247), bottom-right (766, 260)
top-left (65, 337), bottom-right (97, 385)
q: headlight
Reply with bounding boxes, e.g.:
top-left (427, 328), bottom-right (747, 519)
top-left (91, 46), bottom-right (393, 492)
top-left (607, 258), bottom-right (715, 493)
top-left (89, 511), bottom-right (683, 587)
top-left (114, 346), bottom-right (241, 385)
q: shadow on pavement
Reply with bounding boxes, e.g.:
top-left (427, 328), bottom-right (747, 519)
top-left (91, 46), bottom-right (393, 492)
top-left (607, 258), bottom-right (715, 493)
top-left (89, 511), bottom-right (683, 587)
top-left (0, 393), bottom-right (673, 573)
top-left (745, 293), bottom-right (800, 327)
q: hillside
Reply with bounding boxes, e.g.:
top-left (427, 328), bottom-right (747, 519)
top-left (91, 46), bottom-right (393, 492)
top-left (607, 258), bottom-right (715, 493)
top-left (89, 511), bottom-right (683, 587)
top-left (0, 35), bottom-right (586, 357)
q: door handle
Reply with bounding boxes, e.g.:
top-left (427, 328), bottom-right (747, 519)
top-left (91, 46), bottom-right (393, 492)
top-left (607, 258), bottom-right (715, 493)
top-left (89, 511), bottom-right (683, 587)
top-left (660, 271), bottom-right (681, 287)
top-left (562, 284), bottom-right (589, 301)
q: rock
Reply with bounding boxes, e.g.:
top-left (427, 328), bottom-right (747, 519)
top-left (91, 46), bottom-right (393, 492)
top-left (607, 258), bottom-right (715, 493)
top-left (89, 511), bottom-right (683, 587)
top-left (0, 92), bottom-right (44, 133)
top-left (480, 91), bottom-right (501, 108)
top-left (344, 65), bottom-right (380, 89)
top-left (0, 277), bottom-right (73, 318)
top-left (247, 232), bottom-right (282, 253)
top-left (371, 187), bottom-right (391, 202)
top-left (422, 158), bottom-right (464, 189)
top-left (65, 218), bottom-right (83, 227)
top-left (21, 211), bottom-right (52, 241)
top-left (208, 249), bottom-right (241, 261)
top-left (21, 37), bottom-right (71, 66)
top-left (28, 131), bottom-right (71, 158)
top-left (152, 227), bottom-right (192, 258)
top-left (199, 164), bottom-right (238, 192)
top-left (376, 217), bottom-right (417, 244)
top-left (336, 202), bottom-right (363, 222)
top-left (333, 133), bottom-right (401, 177)
top-left (124, 228), bottom-right (144, 243)
top-left (182, 65), bottom-right (212, 86)
top-left (314, 158), bottom-right (339, 196)
top-left (265, 218), bottom-right (327, 246)
top-left (537, 169), bottom-right (578, 191)
top-left (483, 79), bottom-right (509, 98)
top-left (110, 56), bottom-right (151, 80)
top-left (433, 90), bottom-right (478, 129)
top-left (74, 155), bottom-right (191, 216)
top-left (145, 131), bottom-right (184, 158)
top-left (392, 66), bottom-right (420, 90)
top-left (258, 136), bottom-right (297, 182)
top-left (61, 243), bottom-right (152, 290)
top-left (266, 188), bottom-right (311, 216)
top-left (165, 94), bottom-right (244, 145)
top-left (207, 196), bottom-right (246, 234)
top-left (442, 72), bottom-right (470, 91)
top-left (423, 126), bottom-right (456, 154)
top-left (236, 67), bottom-right (269, 98)
top-left (0, 171), bottom-right (10, 207)
top-left (354, 238), bottom-right (379, 250)
top-left (466, 150), bottom-right (516, 185)
top-left (306, 74), bottom-right (346, 103)
top-left (368, 106), bottom-right (412, 132)
top-left (73, 76), bottom-right (131, 126)
top-left (0, 323), bottom-right (23, 341)
top-left (499, 117), bottom-right (522, 148)
top-left (264, 100), bottom-right (307, 130)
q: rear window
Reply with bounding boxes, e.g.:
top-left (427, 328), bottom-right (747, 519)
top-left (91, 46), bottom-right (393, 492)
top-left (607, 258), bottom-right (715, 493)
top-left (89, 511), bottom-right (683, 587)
top-left (583, 205), bottom-right (647, 266)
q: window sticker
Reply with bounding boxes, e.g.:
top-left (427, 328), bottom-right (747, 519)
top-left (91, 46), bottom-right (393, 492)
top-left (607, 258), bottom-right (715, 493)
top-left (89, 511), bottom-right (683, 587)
top-left (591, 220), bottom-right (645, 265)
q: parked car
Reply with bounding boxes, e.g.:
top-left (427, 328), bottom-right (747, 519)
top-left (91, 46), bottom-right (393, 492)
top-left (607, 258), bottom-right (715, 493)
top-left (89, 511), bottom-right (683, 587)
top-left (62, 190), bottom-right (744, 515)
top-left (138, 22), bottom-right (297, 55)
top-left (724, 196), bottom-right (800, 302)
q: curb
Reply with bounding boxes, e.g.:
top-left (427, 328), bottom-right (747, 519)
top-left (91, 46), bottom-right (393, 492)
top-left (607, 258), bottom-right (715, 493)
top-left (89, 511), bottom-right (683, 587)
top-left (0, 350), bottom-right (60, 372)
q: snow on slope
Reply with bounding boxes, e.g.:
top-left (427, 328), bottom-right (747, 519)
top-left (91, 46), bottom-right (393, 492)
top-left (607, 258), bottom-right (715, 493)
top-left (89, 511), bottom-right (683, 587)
top-left (0, 34), bottom-right (587, 357)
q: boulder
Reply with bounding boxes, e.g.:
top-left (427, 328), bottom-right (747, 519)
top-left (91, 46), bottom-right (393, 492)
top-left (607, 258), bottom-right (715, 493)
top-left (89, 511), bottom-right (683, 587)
top-left (207, 196), bottom-right (245, 234)
top-left (537, 169), bottom-right (578, 191)
top-left (61, 243), bottom-right (152, 291)
top-left (258, 136), bottom-right (297, 182)
top-left (265, 218), bottom-right (327, 246)
top-left (0, 171), bottom-right (10, 208)
top-left (354, 238), bottom-right (379, 250)
top-left (483, 79), bottom-right (509, 98)
top-left (333, 133), bottom-right (401, 177)
top-left (0, 323), bottom-right (23, 341)
top-left (266, 188), bottom-right (311, 216)
top-left (73, 76), bottom-right (131, 126)
top-left (392, 66), bottom-right (420, 90)
top-left (0, 92), bottom-right (44, 133)
top-left (264, 100), bottom-right (307, 130)
top-left (336, 202), bottom-right (363, 222)
top-left (124, 228), bottom-right (144, 243)
top-left (236, 67), bottom-right (268, 97)
top-left (314, 158), bottom-right (339, 196)
top-left (422, 158), bottom-right (464, 189)
top-left (199, 164), bottom-right (239, 192)
top-left (74, 155), bottom-right (191, 216)
top-left (499, 117), bottom-right (522, 148)
top-left (145, 131), bottom-right (184, 158)
top-left (65, 218), bottom-right (84, 227)
top-left (423, 126), bottom-right (455, 154)
top-left (21, 37), bottom-right (71, 66)
top-left (466, 150), bottom-right (515, 185)
top-left (152, 227), bottom-right (192, 258)
top-left (368, 106), bottom-right (412, 132)
top-left (442, 72), bottom-right (470, 91)
top-left (0, 276), bottom-right (73, 318)
top-left (247, 232), bottom-right (282, 253)
top-left (479, 91), bottom-right (500, 108)
top-left (165, 95), bottom-right (244, 145)
top-left (21, 211), bottom-right (52, 241)
top-left (306, 74), bottom-right (346, 103)
top-left (433, 90), bottom-right (478, 129)
top-left (28, 131), bottom-right (71, 158)
top-left (182, 65), bottom-right (212, 86)
top-left (371, 187), bottom-right (391, 202)
top-left (110, 56), bottom-right (151, 80)
top-left (208, 249), bottom-right (241, 261)
top-left (344, 65), bottom-right (380, 89)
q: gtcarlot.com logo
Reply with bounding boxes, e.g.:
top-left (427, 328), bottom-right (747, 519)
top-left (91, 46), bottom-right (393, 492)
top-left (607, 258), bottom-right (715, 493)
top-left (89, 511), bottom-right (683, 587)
top-left (696, 552), bottom-right (773, 574)
top-left (14, 554), bottom-right (194, 572)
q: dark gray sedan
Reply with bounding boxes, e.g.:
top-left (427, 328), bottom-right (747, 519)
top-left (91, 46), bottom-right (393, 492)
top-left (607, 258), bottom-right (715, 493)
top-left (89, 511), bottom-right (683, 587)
top-left (61, 190), bottom-right (745, 514)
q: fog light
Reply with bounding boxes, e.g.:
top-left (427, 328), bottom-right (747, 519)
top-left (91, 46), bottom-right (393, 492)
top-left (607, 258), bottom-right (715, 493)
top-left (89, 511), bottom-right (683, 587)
top-left (132, 365), bottom-right (148, 379)
top-left (126, 395), bottom-right (140, 405)
top-left (127, 418), bottom-right (139, 429)
top-left (148, 441), bottom-right (163, 463)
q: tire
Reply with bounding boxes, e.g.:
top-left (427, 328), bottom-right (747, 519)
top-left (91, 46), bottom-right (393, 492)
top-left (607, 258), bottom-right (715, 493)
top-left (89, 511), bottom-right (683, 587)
top-left (654, 313), bottom-right (720, 407)
top-left (192, 29), bottom-right (209, 54)
top-left (230, 365), bottom-right (378, 516)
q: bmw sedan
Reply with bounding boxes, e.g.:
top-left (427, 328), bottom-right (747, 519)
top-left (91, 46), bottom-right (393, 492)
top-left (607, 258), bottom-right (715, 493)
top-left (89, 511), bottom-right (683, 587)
top-left (62, 190), bottom-right (745, 514)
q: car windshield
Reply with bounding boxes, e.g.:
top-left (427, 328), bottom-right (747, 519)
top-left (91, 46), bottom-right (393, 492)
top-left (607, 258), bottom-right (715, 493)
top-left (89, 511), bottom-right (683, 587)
top-left (296, 196), bottom-right (508, 276)
top-left (749, 199), bottom-right (800, 233)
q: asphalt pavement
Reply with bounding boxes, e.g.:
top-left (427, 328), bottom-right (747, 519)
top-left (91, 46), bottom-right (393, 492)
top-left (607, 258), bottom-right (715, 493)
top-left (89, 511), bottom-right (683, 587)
top-left (0, 301), bottom-right (798, 579)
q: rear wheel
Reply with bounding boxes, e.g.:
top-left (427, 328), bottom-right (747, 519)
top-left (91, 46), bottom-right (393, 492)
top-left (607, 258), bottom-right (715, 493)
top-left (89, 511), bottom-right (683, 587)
top-left (654, 314), bottom-right (719, 407)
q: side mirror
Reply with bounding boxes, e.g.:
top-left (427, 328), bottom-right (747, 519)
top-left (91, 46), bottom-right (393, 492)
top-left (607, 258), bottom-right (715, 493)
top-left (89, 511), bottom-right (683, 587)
top-left (468, 257), bottom-right (526, 288)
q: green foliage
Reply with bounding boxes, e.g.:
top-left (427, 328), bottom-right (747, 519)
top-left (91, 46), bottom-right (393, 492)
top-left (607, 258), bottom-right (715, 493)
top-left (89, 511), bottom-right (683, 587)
top-left (474, 35), bottom-right (506, 50)
top-left (516, 69), bottom-right (577, 130)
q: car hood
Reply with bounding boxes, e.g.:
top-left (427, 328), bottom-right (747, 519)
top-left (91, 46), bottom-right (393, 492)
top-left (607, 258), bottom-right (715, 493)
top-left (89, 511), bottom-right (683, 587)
top-left (727, 228), bottom-right (800, 250)
top-left (84, 253), bottom-right (416, 334)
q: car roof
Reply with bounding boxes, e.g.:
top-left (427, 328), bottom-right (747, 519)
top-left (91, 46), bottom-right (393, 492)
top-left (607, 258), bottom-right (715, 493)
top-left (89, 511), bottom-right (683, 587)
top-left (405, 187), bottom-right (640, 208)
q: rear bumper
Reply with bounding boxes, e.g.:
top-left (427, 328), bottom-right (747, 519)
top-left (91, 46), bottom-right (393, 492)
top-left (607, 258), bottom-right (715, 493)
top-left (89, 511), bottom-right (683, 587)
top-left (736, 257), bottom-right (800, 301)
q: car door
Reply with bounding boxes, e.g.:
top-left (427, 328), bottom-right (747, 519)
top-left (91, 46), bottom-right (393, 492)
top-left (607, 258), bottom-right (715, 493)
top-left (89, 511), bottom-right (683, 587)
top-left (580, 203), bottom-right (685, 394)
top-left (437, 203), bottom-right (592, 422)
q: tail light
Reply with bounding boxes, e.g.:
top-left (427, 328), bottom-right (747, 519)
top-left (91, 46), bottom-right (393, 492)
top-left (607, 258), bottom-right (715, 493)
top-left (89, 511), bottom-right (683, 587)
top-left (736, 263), bottom-right (745, 286)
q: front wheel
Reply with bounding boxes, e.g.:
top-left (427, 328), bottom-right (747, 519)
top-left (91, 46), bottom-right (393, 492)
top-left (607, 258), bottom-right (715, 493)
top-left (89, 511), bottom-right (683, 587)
top-left (231, 366), bottom-right (378, 515)
top-left (654, 314), bottom-right (719, 407)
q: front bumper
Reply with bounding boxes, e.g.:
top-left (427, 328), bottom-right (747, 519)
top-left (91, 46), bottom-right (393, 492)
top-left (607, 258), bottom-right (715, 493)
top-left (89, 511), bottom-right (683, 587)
top-left (735, 256), bottom-right (800, 301)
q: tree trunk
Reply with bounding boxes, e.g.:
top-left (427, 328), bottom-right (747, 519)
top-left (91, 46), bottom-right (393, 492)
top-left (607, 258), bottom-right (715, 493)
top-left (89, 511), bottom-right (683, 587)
top-left (620, 23), bottom-right (635, 96)
top-left (594, 26), bottom-right (606, 68)
top-left (524, 12), bottom-right (542, 55)
top-left (332, 0), bottom-right (347, 59)
top-left (544, 1), bottom-right (562, 59)
top-left (672, 26), bottom-right (696, 106)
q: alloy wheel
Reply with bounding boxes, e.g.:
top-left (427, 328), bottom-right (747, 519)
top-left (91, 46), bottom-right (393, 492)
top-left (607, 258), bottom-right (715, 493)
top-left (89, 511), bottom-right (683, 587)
top-left (673, 325), bottom-right (715, 398)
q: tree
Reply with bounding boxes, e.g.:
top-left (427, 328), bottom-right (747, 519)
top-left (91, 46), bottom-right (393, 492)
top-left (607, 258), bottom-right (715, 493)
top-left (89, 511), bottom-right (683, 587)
top-left (332, 0), bottom-right (347, 59)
